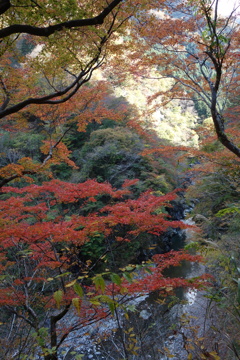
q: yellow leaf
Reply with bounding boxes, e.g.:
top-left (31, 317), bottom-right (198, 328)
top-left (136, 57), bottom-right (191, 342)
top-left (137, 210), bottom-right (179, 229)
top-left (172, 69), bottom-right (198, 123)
top-left (65, 279), bottom-right (77, 287)
top-left (90, 299), bottom-right (101, 306)
top-left (72, 298), bottom-right (81, 315)
top-left (209, 351), bottom-right (221, 359)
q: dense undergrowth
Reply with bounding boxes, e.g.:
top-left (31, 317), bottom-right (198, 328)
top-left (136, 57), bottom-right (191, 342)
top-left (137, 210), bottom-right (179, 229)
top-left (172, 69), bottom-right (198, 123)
top-left (185, 156), bottom-right (240, 359)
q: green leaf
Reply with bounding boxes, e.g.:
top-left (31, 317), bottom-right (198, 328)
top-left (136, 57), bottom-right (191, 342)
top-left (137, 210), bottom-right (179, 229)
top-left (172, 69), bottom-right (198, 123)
top-left (110, 273), bottom-right (122, 286)
top-left (93, 275), bottom-right (105, 293)
top-left (125, 265), bottom-right (135, 271)
top-left (90, 298), bottom-right (101, 306)
top-left (76, 355), bottom-right (84, 360)
top-left (74, 283), bottom-right (84, 297)
top-left (126, 304), bottom-right (136, 312)
top-left (53, 290), bottom-right (63, 309)
top-left (123, 272), bottom-right (133, 283)
top-left (97, 295), bottom-right (113, 303)
top-left (108, 301), bottom-right (116, 315)
top-left (144, 267), bottom-right (153, 274)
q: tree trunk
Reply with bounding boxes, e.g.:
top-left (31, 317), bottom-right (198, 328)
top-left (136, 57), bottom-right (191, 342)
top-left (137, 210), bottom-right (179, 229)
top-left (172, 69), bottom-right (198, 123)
top-left (43, 304), bottom-right (72, 360)
top-left (211, 109), bottom-right (240, 158)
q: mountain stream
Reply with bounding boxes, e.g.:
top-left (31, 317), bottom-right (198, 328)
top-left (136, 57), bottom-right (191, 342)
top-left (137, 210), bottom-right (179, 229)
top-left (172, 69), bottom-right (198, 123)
top-left (57, 206), bottom-right (216, 360)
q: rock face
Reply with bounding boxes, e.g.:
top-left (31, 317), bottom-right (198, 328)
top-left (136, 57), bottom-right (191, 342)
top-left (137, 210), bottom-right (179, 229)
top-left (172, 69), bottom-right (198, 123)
top-left (193, 213), bottom-right (209, 224)
top-left (166, 198), bottom-right (187, 221)
top-left (136, 198), bottom-right (189, 262)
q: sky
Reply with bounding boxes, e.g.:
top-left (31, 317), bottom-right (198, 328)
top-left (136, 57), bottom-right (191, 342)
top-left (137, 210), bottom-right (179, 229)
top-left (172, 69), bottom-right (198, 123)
top-left (218, 0), bottom-right (240, 17)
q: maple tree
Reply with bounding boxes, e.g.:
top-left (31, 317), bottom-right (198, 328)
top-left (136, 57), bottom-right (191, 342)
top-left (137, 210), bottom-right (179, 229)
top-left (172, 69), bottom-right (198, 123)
top-left (116, 0), bottom-right (240, 157)
top-left (0, 178), bottom-right (208, 360)
top-left (2, 0), bottom-right (239, 156)
top-left (0, 0), bottom-right (138, 119)
top-left (0, 80), bottom-right (128, 188)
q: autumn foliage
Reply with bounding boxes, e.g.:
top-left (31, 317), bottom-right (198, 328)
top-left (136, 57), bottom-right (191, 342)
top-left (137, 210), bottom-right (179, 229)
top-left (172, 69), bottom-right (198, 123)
top-left (1, 1), bottom-right (230, 359)
top-left (0, 177), bottom-right (208, 359)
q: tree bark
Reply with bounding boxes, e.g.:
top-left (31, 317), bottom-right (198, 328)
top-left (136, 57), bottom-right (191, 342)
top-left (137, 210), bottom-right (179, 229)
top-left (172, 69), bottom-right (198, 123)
top-left (43, 304), bottom-right (71, 360)
top-left (211, 109), bottom-right (240, 158)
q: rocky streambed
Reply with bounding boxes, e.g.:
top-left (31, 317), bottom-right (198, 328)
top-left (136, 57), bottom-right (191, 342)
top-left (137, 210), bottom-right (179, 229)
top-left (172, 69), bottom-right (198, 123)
top-left (56, 218), bottom-right (215, 360)
top-left (46, 200), bottom-right (222, 360)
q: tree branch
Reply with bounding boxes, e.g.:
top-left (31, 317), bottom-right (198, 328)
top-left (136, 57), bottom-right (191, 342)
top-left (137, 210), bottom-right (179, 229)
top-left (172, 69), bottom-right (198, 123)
top-left (0, 55), bottom-right (101, 119)
top-left (0, 0), bottom-right (10, 15)
top-left (0, 0), bottom-right (123, 39)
